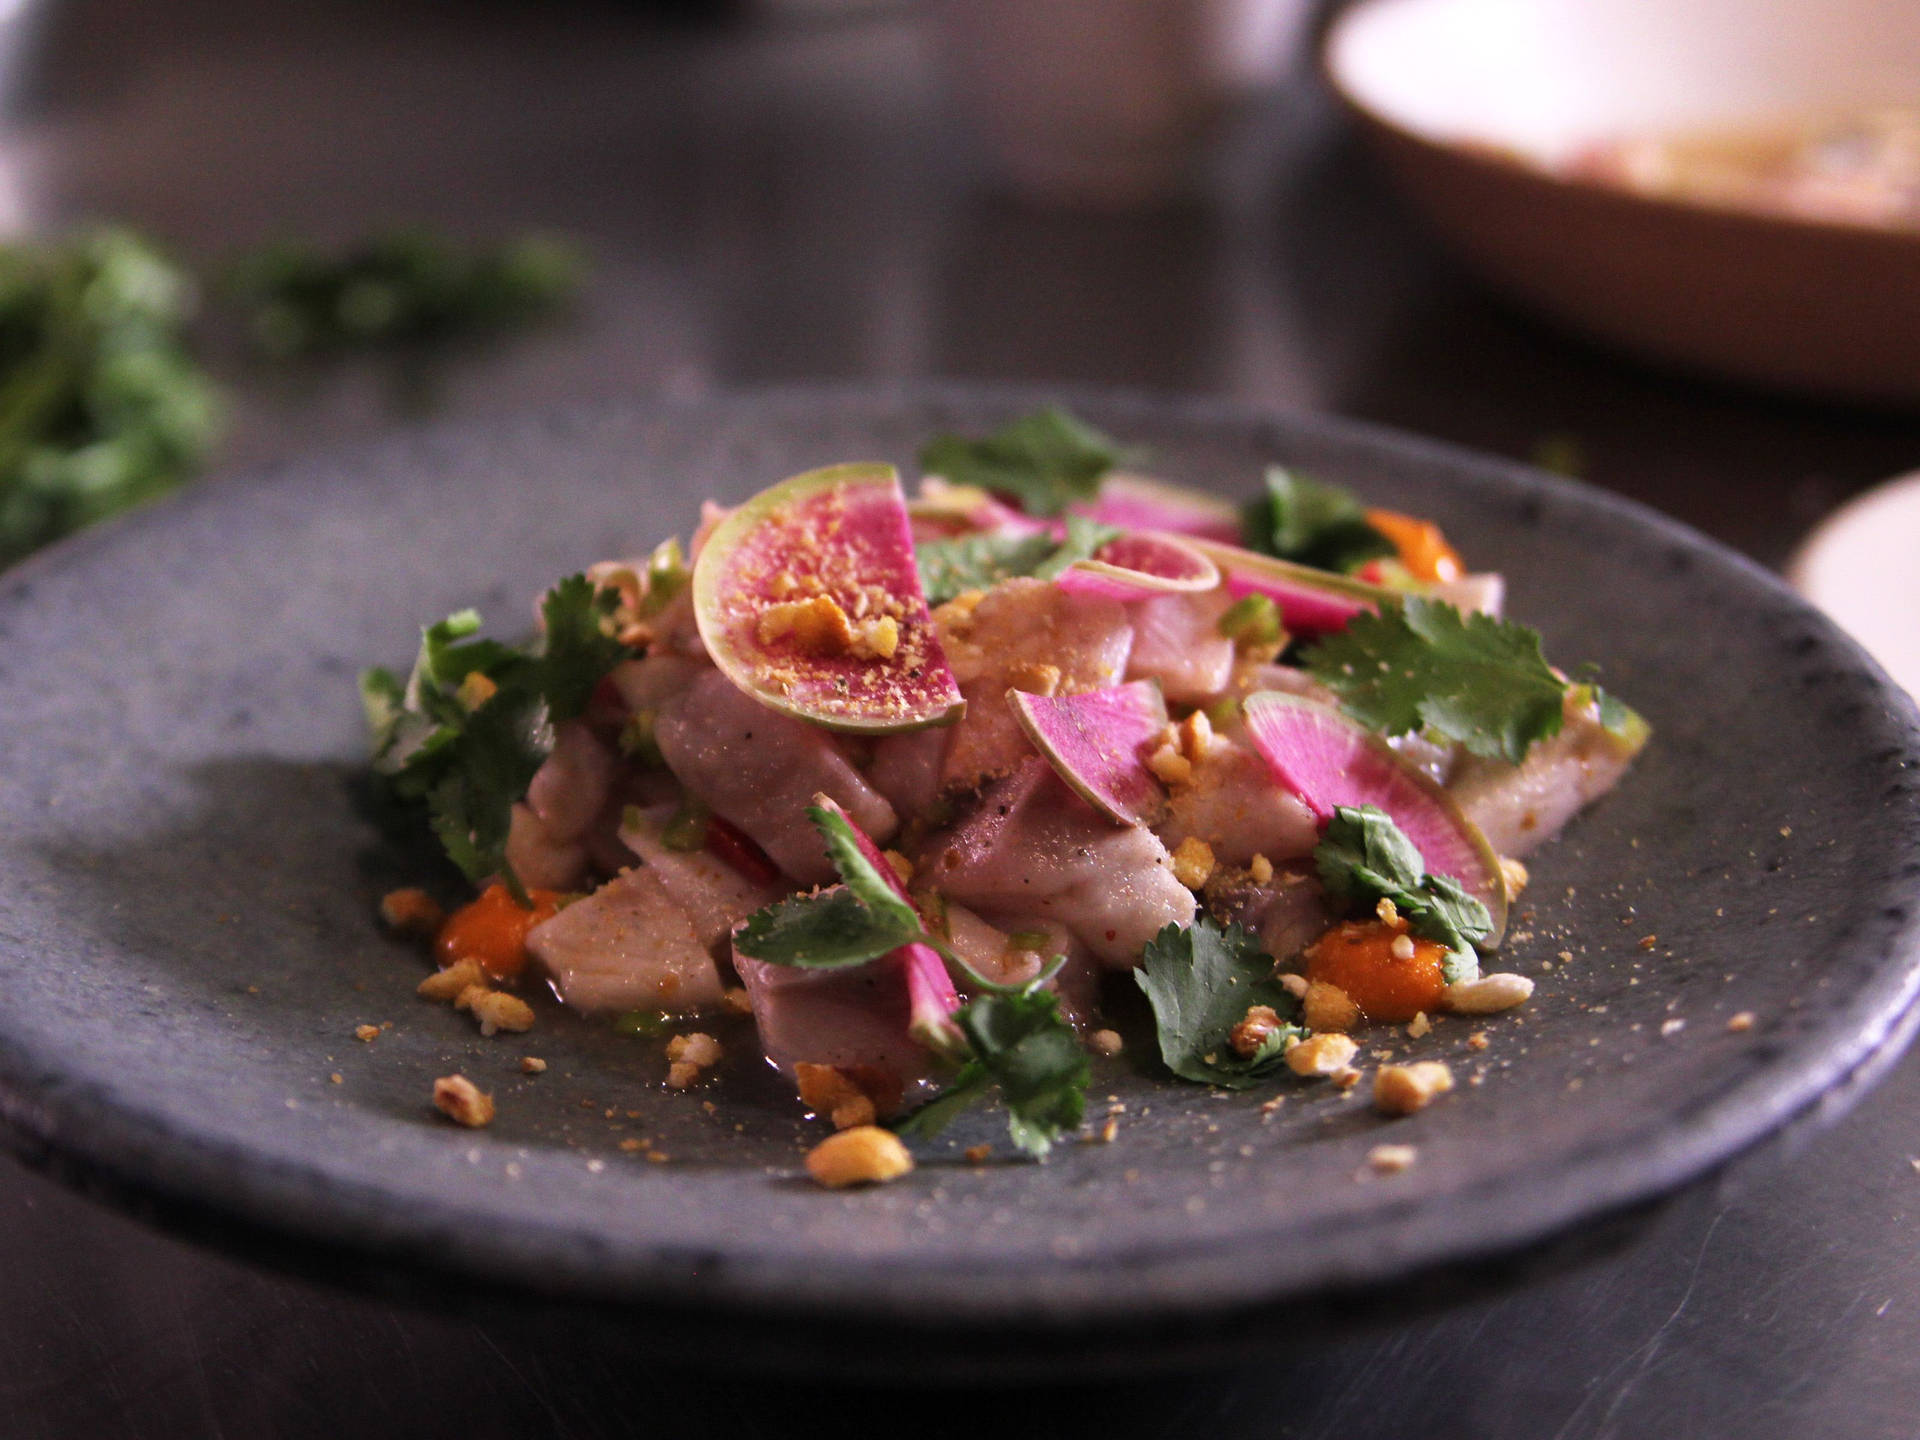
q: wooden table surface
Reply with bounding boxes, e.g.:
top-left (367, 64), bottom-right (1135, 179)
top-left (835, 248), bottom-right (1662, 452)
top-left (3, 3), bottom-right (1917, 1436)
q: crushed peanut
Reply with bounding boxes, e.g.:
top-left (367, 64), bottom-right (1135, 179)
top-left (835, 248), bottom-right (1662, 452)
top-left (455, 671), bottom-right (498, 712)
top-left (1374, 1061), bottom-right (1456, 1117)
top-left (1303, 980), bottom-right (1360, 1033)
top-left (432, 1074), bottom-right (494, 1128)
top-left (1389, 934), bottom-right (1416, 961)
top-left (1229, 1005), bottom-right (1286, 1058)
top-left (1278, 972), bottom-right (1310, 1000)
top-left (464, 989), bottom-right (535, 1036)
top-left (965, 1144), bottom-right (992, 1164)
top-left (722, 985), bottom-right (754, 1016)
top-left (353, 1024), bottom-right (380, 1043)
top-left (1445, 972), bottom-right (1535, 1014)
top-left (1147, 743), bottom-right (1193, 787)
top-left (852, 615), bottom-right (900, 661)
top-left (666, 1062), bottom-right (703, 1089)
top-left (805, 1126), bottom-right (914, 1189)
top-left (883, 850), bottom-right (915, 886)
top-left (520, 1056), bottom-right (548, 1074)
top-left (1247, 853), bottom-right (1274, 885)
top-left (1089, 1028), bottom-right (1124, 1058)
top-left (1007, 661), bottom-right (1063, 696)
top-left (1176, 709), bottom-right (1214, 764)
top-left (1171, 836), bottom-right (1216, 890)
top-left (1331, 1066), bottom-right (1364, 1092)
top-left (1467, 1030), bottom-right (1490, 1051)
top-left (1098, 1117), bottom-right (1119, 1143)
top-left (417, 957), bottom-right (485, 1002)
top-left (1285, 1031), bottom-right (1359, 1076)
top-left (1727, 1011), bottom-right (1756, 1033)
top-left (1406, 1011), bottom-right (1432, 1039)
top-left (756, 595), bottom-right (854, 655)
top-left (1367, 1143), bottom-right (1418, 1174)
top-left (795, 1062), bottom-right (880, 1131)
top-left (667, 1032), bottom-right (723, 1068)
top-left (1499, 856), bottom-right (1530, 897)
top-left (1375, 897), bottom-right (1402, 927)
top-left (379, 888), bottom-right (444, 938)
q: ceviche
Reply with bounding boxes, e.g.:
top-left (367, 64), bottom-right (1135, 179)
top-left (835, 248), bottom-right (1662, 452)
top-left (362, 409), bottom-right (1647, 1184)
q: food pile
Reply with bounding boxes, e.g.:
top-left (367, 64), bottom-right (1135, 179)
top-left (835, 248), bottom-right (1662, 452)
top-left (363, 409), bottom-right (1647, 1181)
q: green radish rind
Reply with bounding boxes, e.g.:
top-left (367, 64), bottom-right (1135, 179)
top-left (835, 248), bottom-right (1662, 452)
top-left (693, 462), bottom-right (967, 734)
top-left (1242, 690), bottom-right (1510, 946)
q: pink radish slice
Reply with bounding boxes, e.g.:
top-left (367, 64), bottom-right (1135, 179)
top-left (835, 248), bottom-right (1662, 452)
top-left (1189, 538), bottom-right (1399, 638)
top-left (1006, 679), bottom-right (1170, 825)
top-left (693, 463), bottom-right (965, 734)
top-left (1241, 691), bottom-right (1508, 942)
top-left (1055, 530), bottom-right (1220, 601)
top-left (811, 793), bottom-right (962, 1049)
top-left (1076, 473), bottom-right (1244, 544)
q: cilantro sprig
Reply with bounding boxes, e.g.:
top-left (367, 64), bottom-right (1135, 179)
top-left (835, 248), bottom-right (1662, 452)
top-left (918, 407), bottom-right (1131, 518)
top-left (1302, 596), bottom-right (1566, 764)
top-left (1134, 918), bottom-right (1307, 1089)
top-left (735, 804), bottom-right (1087, 1156)
top-left (1313, 805), bottom-right (1491, 984)
top-left (914, 513), bottom-right (1121, 605)
top-left (1240, 467), bottom-right (1394, 575)
top-left (360, 574), bottom-right (629, 894)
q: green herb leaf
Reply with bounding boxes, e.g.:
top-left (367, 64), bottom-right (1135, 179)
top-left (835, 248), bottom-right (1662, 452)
top-left (1312, 805), bottom-right (1490, 981)
top-left (1240, 467), bottom-right (1394, 574)
top-left (896, 988), bottom-right (1090, 1157)
top-left (807, 803), bottom-right (923, 933)
top-left (914, 513), bottom-right (1121, 604)
top-left (732, 884), bottom-right (924, 969)
top-left (361, 573), bottom-right (631, 886)
top-left (1302, 596), bottom-right (1566, 763)
top-left (1134, 918), bottom-right (1306, 1089)
top-left (918, 407), bottom-right (1128, 518)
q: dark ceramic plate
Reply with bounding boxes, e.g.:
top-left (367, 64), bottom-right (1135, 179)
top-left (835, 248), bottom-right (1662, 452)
top-left (2, 388), bottom-right (1918, 1373)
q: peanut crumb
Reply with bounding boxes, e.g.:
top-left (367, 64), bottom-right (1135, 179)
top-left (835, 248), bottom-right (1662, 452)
top-left (1278, 972), bottom-right (1310, 1000)
top-left (667, 1032), bottom-right (722, 1067)
top-left (1260, 1095), bottom-right (1286, 1116)
top-left (417, 958), bottom-right (484, 1002)
top-left (354, 1024), bottom-right (380, 1043)
top-left (1406, 1011), bottom-right (1432, 1039)
top-left (1389, 934), bottom-right (1416, 961)
top-left (1467, 1031), bottom-right (1490, 1051)
top-left (883, 850), bottom-right (915, 886)
top-left (1286, 1031), bottom-right (1359, 1077)
top-left (1248, 853), bottom-right (1274, 885)
top-left (1660, 1018), bottom-right (1687, 1037)
top-left (521, 1056), bottom-right (548, 1074)
top-left (1007, 661), bottom-right (1062, 696)
top-left (432, 1074), bottom-right (494, 1128)
top-left (1375, 897), bottom-right (1402, 927)
top-left (1229, 1005), bottom-right (1285, 1058)
top-left (853, 615), bottom-right (900, 661)
top-left (1374, 1061), bottom-right (1455, 1117)
top-left (1089, 1028), bottom-right (1124, 1058)
top-left (1176, 709), bottom-right (1214, 764)
top-left (794, 1062), bottom-right (880, 1131)
top-left (722, 986), bottom-right (754, 1016)
top-left (1148, 742), bottom-right (1194, 787)
top-left (1099, 1117), bottom-right (1119, 1143)
top-left (1638, 934), bottom-right (1659, 951)
top-left (379, 888), bottom-right (444, 938)
top-left (965, 1144), bottom-right (992, 1164)
top-left (1445, 972), bottom-right (1534, 1014)
top-left (756, 595), bottom-right (854, 656)
top-left (467, 990), bottom-right (535, 1036)
top-left (647, 1151), bottom-right (671, 1164)
top-left (1170, 836), bottom-right (1216, 890)
top-left (1303, 980), bottom-right (1360, 1033)
top-left (1557, 950), bottom-right (1574, 964)
top-left (1727, 1011), bottom-right (1756, 1033)
top-left (1331, 1066), bottom-right (1363, 1092)
top-left (1367, 1143), bottom-right (1417, 1174)
top-left (666, 1061), bottom-right (702, 1089)
top-left (619, 1137), bottom-right (647, 1153)
top-left (805, 1126), bottom-right (914, 1189)
top-left (329, 1073), bottom-right (343, 1085)
top-left (1499, 856), bottom-right (1530, 897)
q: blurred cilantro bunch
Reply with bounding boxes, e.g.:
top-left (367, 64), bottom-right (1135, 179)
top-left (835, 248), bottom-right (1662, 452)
top-left (0, 229), bottom-right (221, 567)
top-left (0, 225), bottom-right (584, 568)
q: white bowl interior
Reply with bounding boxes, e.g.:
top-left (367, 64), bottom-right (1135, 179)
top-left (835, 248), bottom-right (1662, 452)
top-left (1328, 0), bottom-right (1920, 165)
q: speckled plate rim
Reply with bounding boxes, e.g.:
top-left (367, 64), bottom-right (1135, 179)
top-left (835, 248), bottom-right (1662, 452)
top-left (2, 384), bottom-right (1919, 1335)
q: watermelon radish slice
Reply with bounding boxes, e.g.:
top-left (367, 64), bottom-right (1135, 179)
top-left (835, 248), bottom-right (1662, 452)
top-left (812, 793), bottom-right (963, 1055)
top-left (1076, 473), bottom-right (1243, 544)
top-left (907, 480), bottom-right (1049, 538)
top-left (1241, 691), bottom-right (1508, 942)
top-left (1189, 538), bottom-right (1399, 638)
top-left (1006, 679), bottom-right (1170, 825)
top-left (693, 464), bottom-right (966, 734)
top-left (1055, 531), bottom-right (1221, 602)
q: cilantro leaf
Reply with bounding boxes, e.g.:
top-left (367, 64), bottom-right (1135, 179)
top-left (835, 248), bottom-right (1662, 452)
top-left (361, 573), bottom-right (631, 888)
top-left (1134, 919), bottom-right (1306, 1089)
top-left (914, 513), bottom-right (1122, 605)
top-left (919, 407), bottom-right (1129, 518)
top-left (896, 988), bottom-right (1089, 1157)
top-left (1240, 467), bottom-right (1394, 574)
top-left (732, 885), bottom-right (923, 969)
top-left (1302, 596), bottom-right (1566, 763)
top-left (1313, 805), bottom-right (1490, 983)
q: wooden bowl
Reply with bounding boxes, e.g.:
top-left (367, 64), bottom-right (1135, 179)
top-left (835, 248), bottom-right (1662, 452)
top-left (1323, 0), bottom-right (1920, 405)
